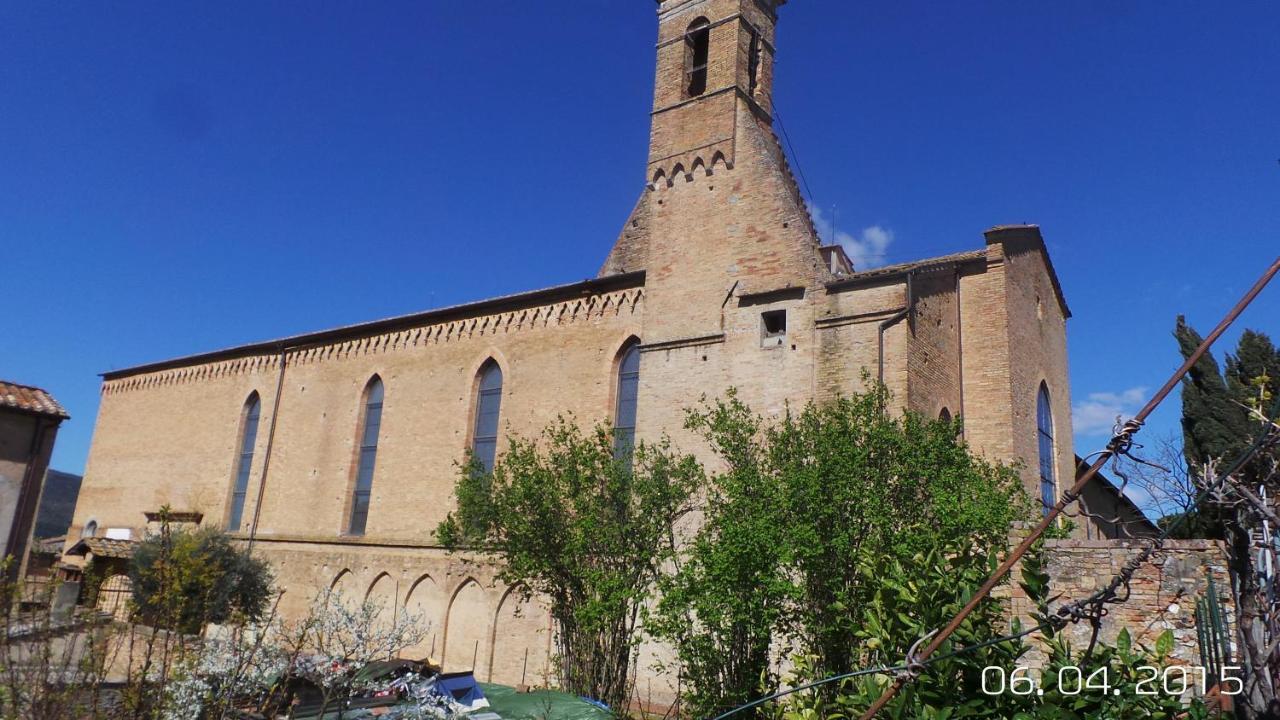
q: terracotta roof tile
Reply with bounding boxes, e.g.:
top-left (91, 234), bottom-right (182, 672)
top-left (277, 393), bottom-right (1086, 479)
top-left (66, 537), bottom-right (137, 559)
top-left (0, 380), bottom-right (69, 419)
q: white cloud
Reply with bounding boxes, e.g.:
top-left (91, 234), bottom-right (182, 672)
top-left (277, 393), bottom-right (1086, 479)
top-left (809, 205), bottom-right (893, 269)
top-left (1072, 386), bottom-right (1147, 436)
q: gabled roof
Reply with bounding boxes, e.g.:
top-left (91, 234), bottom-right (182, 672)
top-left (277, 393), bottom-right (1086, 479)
top-left (66, 537), bottom-right (138, 559)
top-left (824, 249), bottom-right (987, 290)
top-left (1076, 455), bottom-right (1159, 535)
top-left (0, 380), bottom-right (69, 420)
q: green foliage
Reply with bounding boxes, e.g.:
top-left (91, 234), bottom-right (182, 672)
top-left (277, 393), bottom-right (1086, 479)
top-left (1015, 543), bottom-right (1210, 720)
top-left (130, 514), bottom-right (274, 634)
top-left (842, 546), bottom-right (1029, 718)
top-left (647, 392), bottom-right (790, 719)
top-left (437, 418), bottom-right (703, 711)
top-left (1169, 319), bottom-right (1280, 537)
top-left (649, 383), bottom-right (1031, 717)
top-left (768, 386), bottom-right (1027, 681)
top-left (762, 543), bottom-right (1209, 719)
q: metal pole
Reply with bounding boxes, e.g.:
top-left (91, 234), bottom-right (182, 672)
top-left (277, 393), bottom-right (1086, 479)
top-left (247, 347), bottom-right (288, 553)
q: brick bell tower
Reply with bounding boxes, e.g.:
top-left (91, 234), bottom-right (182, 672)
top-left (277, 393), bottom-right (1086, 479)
top-left (601, 0), bottom-right (825, 344)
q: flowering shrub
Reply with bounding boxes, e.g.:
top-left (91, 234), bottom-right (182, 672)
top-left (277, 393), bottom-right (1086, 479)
top-left (159, 588), bottom-right (428, 719)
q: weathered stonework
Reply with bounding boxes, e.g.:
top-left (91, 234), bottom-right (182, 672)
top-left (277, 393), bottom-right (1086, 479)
top-left (1015, 540), bottom-right (1234, 669)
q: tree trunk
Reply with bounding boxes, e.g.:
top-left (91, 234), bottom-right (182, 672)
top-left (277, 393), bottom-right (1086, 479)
top-left (1228, 503), bottom-right (1276, 718)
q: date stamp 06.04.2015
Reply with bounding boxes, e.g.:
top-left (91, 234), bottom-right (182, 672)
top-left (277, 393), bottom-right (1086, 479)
top-left (981, 665), bottom-right (1242, 697)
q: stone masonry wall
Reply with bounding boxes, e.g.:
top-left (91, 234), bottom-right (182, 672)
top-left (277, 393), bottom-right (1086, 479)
top-left (1009, 539), bottom-right (1234, 669)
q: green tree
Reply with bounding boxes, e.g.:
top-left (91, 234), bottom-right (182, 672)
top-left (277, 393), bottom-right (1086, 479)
top-left (772, 386), bottom-right (1028, 684)
top-left (130, 517), bottom-right (274, 634)
top-left (1163, 320), bottom-right (1279, 538)
top-left (437, 419), bottom-right (702, 712)
top-left (1170, 319), bottom-right (1280, 716)
top-left (650, 383), bottom-right (1032, 716)
top-left (647, 392), bottom-right (790, 720)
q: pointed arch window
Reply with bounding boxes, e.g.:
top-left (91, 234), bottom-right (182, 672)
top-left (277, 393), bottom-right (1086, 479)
top-left (473, 361), bottom-right (503, 474)
top-left (348, 377), bottom-right (384, 536)
top-left (1036, 384), bottom-right (1056, 515)
top-left (227, 392), bottom-right (261, 532)
top-left (685, 17), bottom-right (710, 97)
top-left (614, 341), bottom-right (641, 459)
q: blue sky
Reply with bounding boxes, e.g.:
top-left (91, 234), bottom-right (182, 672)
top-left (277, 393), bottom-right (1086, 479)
top-left (3, 1), bottom-right (1277, 511)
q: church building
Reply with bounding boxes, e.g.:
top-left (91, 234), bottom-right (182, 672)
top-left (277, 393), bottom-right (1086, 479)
top-left (65, 0), bottom-right (1131, 693)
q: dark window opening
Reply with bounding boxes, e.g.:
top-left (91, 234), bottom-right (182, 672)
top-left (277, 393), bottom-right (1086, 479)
top-left (614, 342), bottom-right (641, 461)
top-left (939, 407), bottom-right (952, 424)
top-left (473, 360), bottom-right (503, 474)
top-left (348, 377), bottom-right (384, 536)
top-left (761, 309), bottom-right (787, 347)
top-left (1036, 384), bottom-right (1056, 516)
top-left (227, 392), bottom-right (261, 532)
top-left (686, 18), bottom-right (710, 97)
top-left (747, 28), bottom-right (761, 96)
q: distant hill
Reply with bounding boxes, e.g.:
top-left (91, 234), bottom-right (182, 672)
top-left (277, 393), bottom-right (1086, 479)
top-left (34, 469), bottom-right (82, 539)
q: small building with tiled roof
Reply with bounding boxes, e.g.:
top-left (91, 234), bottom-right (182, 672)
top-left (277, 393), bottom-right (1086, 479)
top-left (0, 379), bottom-right (69, 580)
top-left (0, 381), bottom-right (69, 420)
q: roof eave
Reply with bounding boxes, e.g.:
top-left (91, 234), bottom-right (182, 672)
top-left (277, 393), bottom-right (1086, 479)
top-left (101, 271), bottom-right (646, 381)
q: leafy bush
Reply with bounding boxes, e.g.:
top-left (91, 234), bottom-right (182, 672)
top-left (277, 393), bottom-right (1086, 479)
top-left (649, 384), bottom-right (1029, 717)
top-left (438, 418), bottom-right (703, 711)
top-left (130, 515), bottom-right (274, 633)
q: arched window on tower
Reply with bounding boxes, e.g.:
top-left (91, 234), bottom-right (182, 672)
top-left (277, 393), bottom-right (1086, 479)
top-left (473, 360), bottom-right (503, 474)
top-left (348, 376), bottom-right (384, 536)
top-left (1036, 383), bottom-right (1056, 516)
top-left (227, 392), bottom-right (261, 532)
top-left (82, 520), bottom-right (97, 539)
top-left (685, 18), bottom-right (710, 97)
top-left (614, 341), bottom-right (641, 460)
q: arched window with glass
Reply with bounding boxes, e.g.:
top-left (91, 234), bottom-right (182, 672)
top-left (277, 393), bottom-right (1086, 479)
top-left (1036, 383), bottom-right (1056, 515)
top-left (348, 376), bottom-right (384, 536)
top-left (473, 360), bottom-right (503, 474)
top-left (227, 391), bottom-right (261, 531)
top-left (614, 341), bottom-right (641, 459)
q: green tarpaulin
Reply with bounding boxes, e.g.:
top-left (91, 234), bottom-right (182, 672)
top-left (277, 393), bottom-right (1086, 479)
top-left (479, 683), bottom-right (615, 720)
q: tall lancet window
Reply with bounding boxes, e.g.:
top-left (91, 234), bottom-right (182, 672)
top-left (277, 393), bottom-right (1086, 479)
top-left (227, 392), bottom-right (261, 532)
top-left (348, 376), bottom-right (384, 536)
top-left (685, 18), bottom-right (710, 97)
top-left (614, 341), bottom-right (641, 460)
top-left (1036, 383), bottom-right (1056, 515)
top-left (473, 360), bottom-right (503, 474)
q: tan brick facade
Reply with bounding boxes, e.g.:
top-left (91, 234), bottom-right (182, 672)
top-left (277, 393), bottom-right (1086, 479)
top-left (66, 0), bottom-right (1127, 699)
